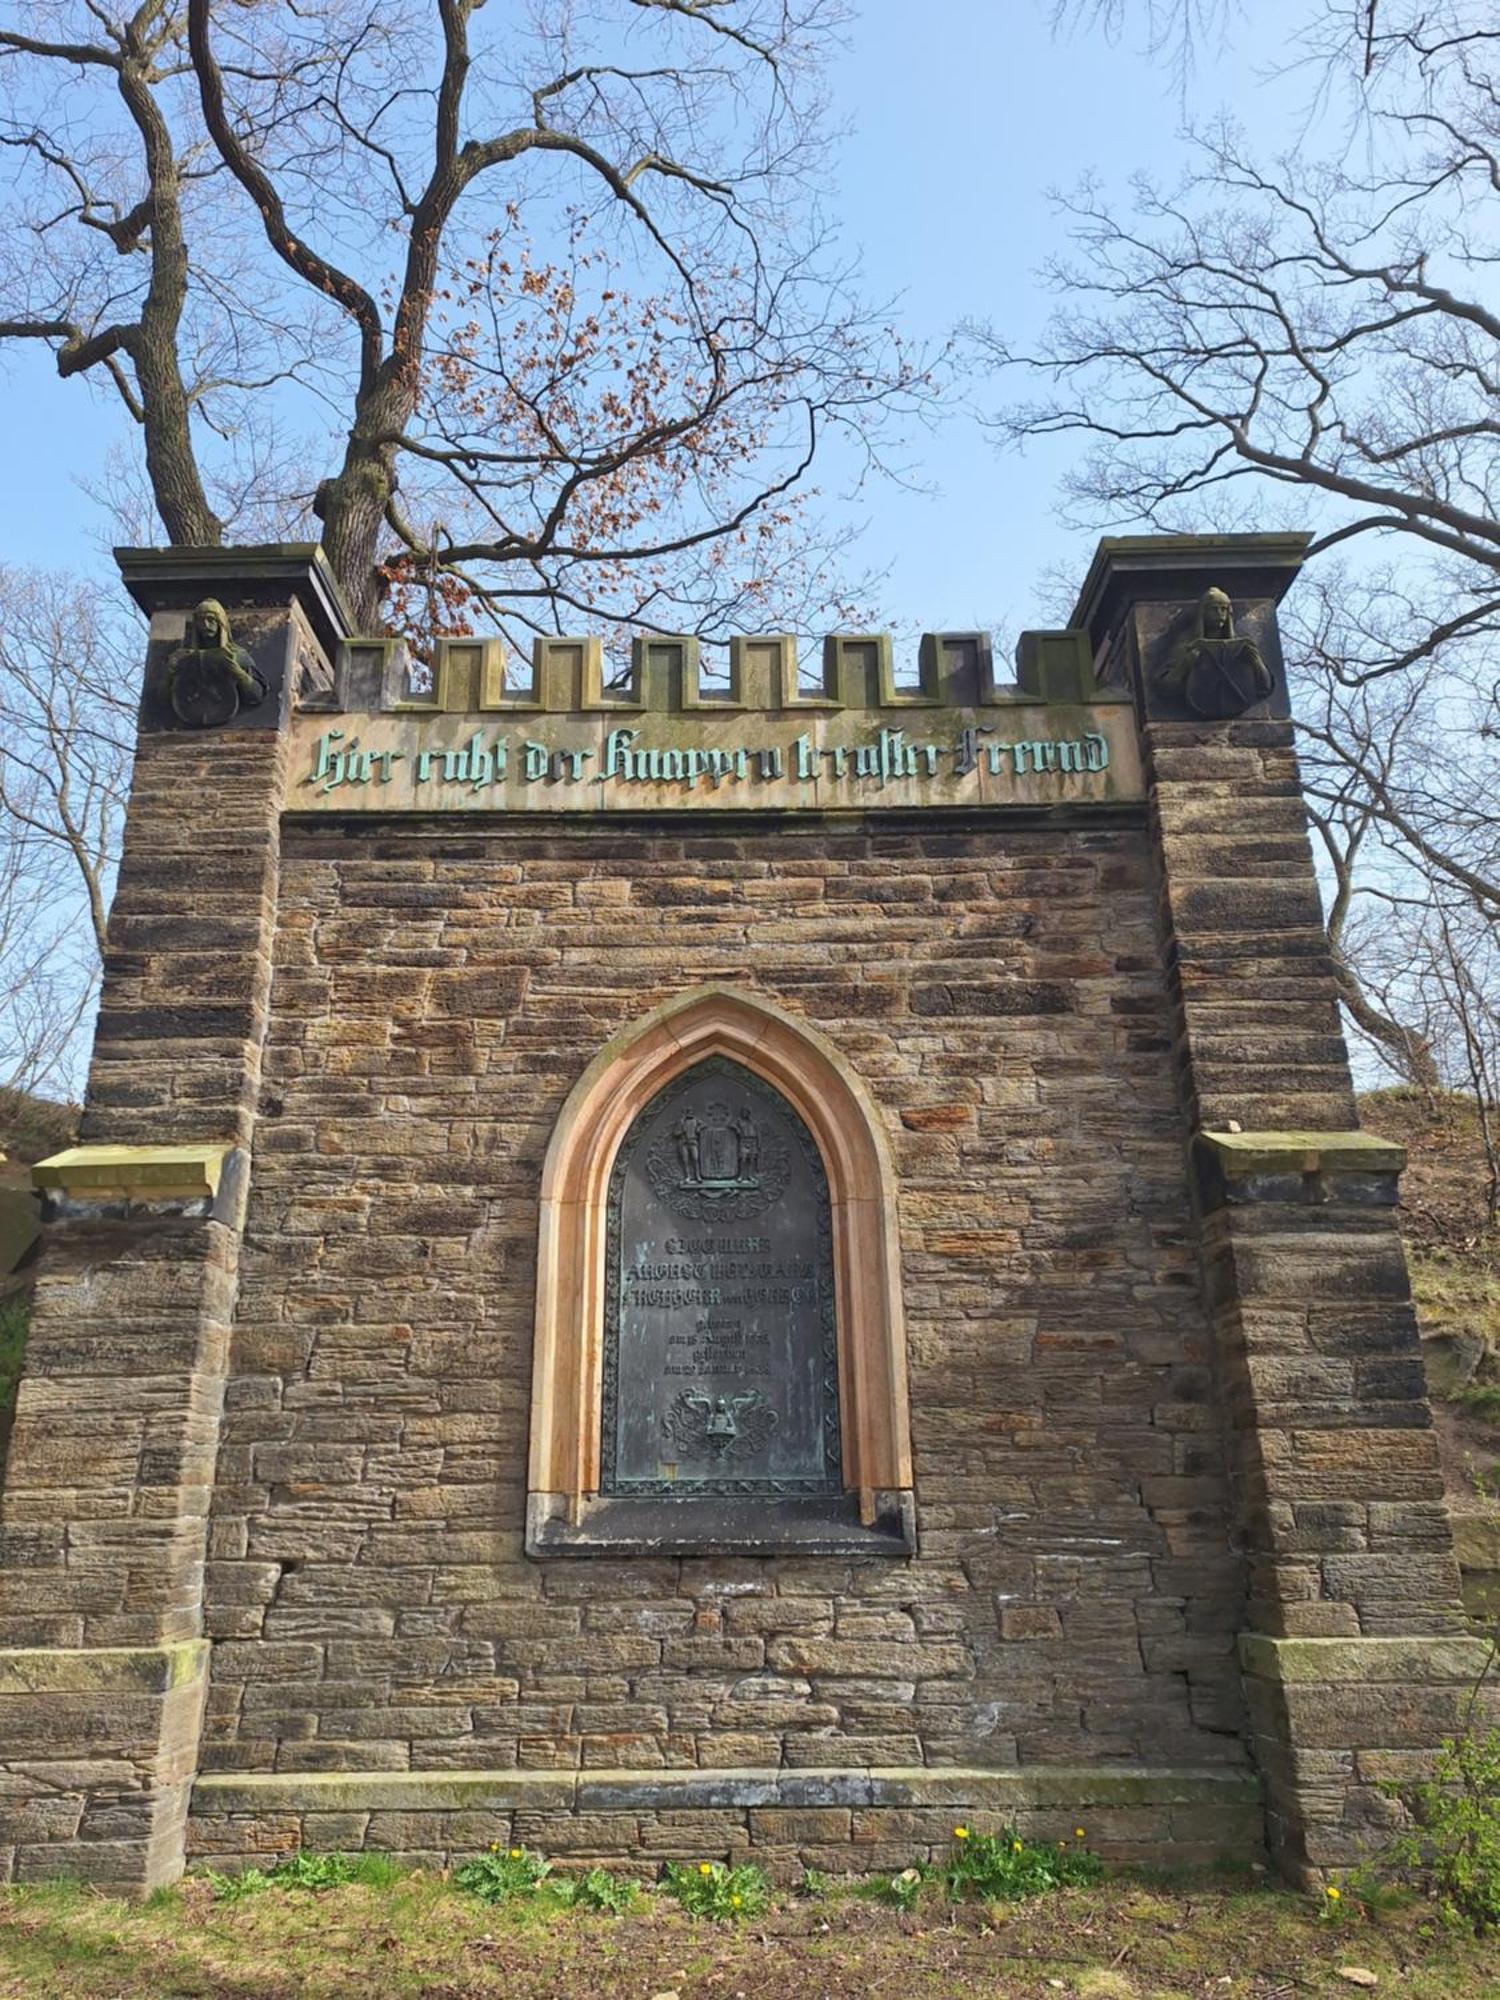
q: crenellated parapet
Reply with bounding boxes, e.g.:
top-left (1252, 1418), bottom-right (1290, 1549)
top-left (315, 626), bottom-right (1107, 716)
top-left (283, 621), bottom-right (1137, 814)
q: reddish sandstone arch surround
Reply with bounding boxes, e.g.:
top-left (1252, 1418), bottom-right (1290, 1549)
top-left (526, 984), bottom-right (912, 1541)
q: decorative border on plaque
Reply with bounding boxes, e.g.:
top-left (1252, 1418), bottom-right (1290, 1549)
top-left (599, 1056), bottom-right (842, 1500)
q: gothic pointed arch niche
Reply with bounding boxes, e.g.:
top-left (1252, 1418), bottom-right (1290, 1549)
top-left (526, 985), bottom-right (914, 1556)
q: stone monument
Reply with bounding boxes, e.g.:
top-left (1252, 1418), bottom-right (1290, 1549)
top-left (0, 535), bottom-right (1487, 1892)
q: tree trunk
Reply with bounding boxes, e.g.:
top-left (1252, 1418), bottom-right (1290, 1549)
top-left (117, 55), bottom-right (222, 548)
top-left (318, 371), bottom-right (417, 630)
top-left (1331, 957), bottom-right (1441, 1093)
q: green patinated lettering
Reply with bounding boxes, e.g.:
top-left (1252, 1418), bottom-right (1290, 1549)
top-left (879, 728), bottom-right (916, 781)
top-left (306, 717), bottom-right (1116, 809)
top-left (441, 730), bottom-right (504, 791)
top-left (307, 728), bottom-right (345, 794)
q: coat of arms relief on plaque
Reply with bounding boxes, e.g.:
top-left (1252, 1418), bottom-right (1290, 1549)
top-left (644, 1095), bottom-right (791, 1221)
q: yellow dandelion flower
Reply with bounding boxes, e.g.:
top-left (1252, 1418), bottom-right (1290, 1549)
top-left (731, 1894), bottom-right (742, 1908)
top-left (1075, 1828), bottom-right (1086, 1840)
top-left (509, 1847), bottom-right (523, 1860)
top-left (1012, 1840), bottom-right (1023, 1853)
top-left (953, 1826), bottom-right (970, 1840)
top-left (489, 1843), bottom-right (499, 1853)
top-left (699, 1861), bottom-right (713, 1876)
top-left (1326, 1886), bottom-right (1341, 1901)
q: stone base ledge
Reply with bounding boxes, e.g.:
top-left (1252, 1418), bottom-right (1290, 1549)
top-left (1239, 1635), bottom-right (1494, 1685)
top-left (194, 1764), bottom-right (1259, 1817)
top-left (0, 1641), bottom-right (210, 1696)
top-left (526, 1489), bottom-right (916, 1559)
top-left (1194, 1130), bottom-right (1406, 1212)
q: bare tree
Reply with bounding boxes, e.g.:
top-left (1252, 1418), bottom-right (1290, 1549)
top-left (0, 569), bottom-right (133, 1101)
top-left (981, 3), bottom-right (1500, 660)
top-left (1290, 611), bottom-right (1497, 1091)
top-left (0, 2), bottom-right (929, 645)
top-left (973, 1), bottom-right (1500, 1076)
top-left (1050, 0), bottom-right (1243, 95)
top-left (1341, 865), bottom-right (1500, 1222)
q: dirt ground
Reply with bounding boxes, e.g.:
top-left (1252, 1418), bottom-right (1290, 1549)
top-left (0, 1874), bottom-right (1495, 2000)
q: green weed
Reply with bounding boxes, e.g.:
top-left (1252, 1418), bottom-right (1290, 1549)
top-left (942, 1826), bottom-right (1104, 1903)
top-left (660, 1859), bottom-right (769, 1921)
top-left (864, 1864), bottom-right (927, 1911)
top-left (203, 1851), bottom-right (403, 1900)
top-left (453, 1844), bottom-right (553, 1905)
top-left (267, 1851), bottom-right (361, 1892)
top-left (204, 1867), bottom-right (273, 1903)
top-left (1382, 1722), bottom-right (1500, 1930)
top-left (554, 1866), bottom-right (638, 1915)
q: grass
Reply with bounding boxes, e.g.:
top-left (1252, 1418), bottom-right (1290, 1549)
top-left (1408, 1244), bottom-right (1500, 1357)
top-left (0, 1869), bottom-right (1496, 1999)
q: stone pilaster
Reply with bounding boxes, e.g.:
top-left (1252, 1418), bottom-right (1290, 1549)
top-left (1074, 536), bottom-right (1488, 1882)
top-left (0, 547), bottom-right (349, 1887)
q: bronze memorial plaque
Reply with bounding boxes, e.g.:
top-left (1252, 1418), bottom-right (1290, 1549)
top-left (602, 1057), bottom-right (841, 1496)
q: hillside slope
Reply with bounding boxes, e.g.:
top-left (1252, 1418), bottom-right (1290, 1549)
top-left (1358, 1090), bottom-right (1499, 1616)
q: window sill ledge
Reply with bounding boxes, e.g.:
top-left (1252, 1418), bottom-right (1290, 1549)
top-left (525, 1489), bottom-right (915, 1559)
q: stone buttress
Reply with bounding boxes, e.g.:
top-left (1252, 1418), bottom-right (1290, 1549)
top-left (1074, 538), bottom-right (1493, 1883)
top-left (0, 550), bottom-right (347, 1887)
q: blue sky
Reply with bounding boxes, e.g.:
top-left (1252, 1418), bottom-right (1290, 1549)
top-left (0, 0), bottom-right (1320, 648)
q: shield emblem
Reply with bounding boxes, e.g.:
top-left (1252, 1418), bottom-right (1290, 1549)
top-left (698, 1113), bottom-right (739, 1183)
top-left (170, 655), bottom-right (242, 728)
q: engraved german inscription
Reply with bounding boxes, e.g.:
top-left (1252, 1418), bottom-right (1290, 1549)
top-left (601, 1057), bottom-right (840, 1496)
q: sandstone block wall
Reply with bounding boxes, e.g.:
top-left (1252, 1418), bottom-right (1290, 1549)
top-left (193, 817), bottom-right (1253, 1854)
